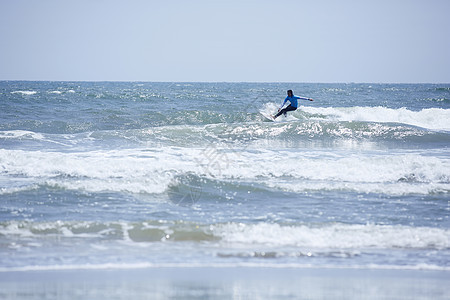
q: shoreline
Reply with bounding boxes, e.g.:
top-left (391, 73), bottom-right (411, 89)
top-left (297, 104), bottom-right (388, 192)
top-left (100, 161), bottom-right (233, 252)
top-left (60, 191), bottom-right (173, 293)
top-left (1, 262), bottom-right (449, 273)
top-left (1, 266), bottom-right (448, 299)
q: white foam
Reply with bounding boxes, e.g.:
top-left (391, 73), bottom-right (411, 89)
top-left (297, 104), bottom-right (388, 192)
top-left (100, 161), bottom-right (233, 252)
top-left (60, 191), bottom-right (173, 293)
top-left (0, 130), bottom-right (72, 147)
top-left (0, 220), bottom-right (109, 240)
top-left (0, 147), bottom-right (448, 196)
top-left (0, 222), bottom-right (34, 238)
top-left (10, 90), bottom-right (37, 95)
top-left (221, 149), bottom-right (450, 195)
top-left (230, 149), bottom-right (449, 182)
top-left (0, 183), bottom-right (39, 195)
top-left (0, 130), bottom-right (45, 140)
top-left (270, 181), bottom-right (450, 196)
top-left (214, 222), bottom-right (450, 249)
top-left (301, 106), bottom-right (450, 131)
top-left (260, 103), bottom-right (298, 122)
top-left (0, 148), bottom-right (201, 194)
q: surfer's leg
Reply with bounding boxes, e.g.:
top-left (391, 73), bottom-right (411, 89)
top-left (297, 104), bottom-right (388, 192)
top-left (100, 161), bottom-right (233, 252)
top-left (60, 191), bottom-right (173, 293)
top-left (286, 106), bottom-right (297, 113)
top-left (274, 106), bottom-right (296, 119)
top-left (274, 108), bottom-right (286, 119)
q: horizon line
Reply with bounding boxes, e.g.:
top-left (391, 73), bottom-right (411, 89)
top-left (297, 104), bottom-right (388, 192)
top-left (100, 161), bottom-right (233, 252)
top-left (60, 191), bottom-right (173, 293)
top-left (1, 79), bottom-right (449, 85)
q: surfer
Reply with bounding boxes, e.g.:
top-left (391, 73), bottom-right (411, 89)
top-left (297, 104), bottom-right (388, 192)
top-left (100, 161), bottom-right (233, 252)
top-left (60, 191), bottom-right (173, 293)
top-left (273, 90), bottom-right (313, 119)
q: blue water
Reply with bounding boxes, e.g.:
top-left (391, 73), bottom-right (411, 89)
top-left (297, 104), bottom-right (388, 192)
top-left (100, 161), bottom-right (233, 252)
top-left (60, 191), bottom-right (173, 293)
top-left (0, 81), bottom-right (449, 272)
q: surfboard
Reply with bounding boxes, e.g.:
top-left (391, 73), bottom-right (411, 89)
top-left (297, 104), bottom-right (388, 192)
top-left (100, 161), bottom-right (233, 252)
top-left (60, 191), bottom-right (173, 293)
top-left (260, 112), bottom-right (275, 122)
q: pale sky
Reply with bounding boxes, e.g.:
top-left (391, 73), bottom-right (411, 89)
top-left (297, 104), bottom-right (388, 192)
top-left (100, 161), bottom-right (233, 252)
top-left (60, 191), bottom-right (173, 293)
top-left (1, 0), bottom-right (449, 83)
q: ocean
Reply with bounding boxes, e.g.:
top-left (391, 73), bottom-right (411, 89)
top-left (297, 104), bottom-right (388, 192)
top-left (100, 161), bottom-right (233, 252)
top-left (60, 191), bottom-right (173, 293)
top-left (0, 81), bottom-right (449, 299)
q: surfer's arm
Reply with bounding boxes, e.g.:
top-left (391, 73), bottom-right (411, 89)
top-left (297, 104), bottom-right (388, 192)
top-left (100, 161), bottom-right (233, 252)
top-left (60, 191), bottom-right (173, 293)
top-left (296, 96), bottom-right (314, 101)
top-left (279, 97), bottom-right (289, 110)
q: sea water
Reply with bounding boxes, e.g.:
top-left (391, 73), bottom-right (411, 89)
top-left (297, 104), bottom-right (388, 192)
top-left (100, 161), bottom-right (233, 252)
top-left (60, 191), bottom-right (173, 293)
top-left (0, 82), bottom-right (449, 289)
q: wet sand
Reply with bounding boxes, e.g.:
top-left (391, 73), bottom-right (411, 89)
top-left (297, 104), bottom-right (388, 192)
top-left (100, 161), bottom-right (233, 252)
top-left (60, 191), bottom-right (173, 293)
top-left (1, 266), bottom-right (448, 299)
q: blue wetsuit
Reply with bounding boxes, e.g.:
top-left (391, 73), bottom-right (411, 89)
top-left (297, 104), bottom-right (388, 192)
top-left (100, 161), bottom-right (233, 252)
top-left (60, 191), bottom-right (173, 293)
top-left (274, 95), bottom-right (310, 118)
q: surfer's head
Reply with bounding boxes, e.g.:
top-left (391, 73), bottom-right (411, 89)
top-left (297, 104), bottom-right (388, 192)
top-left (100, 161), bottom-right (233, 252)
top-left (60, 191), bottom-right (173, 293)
top-left (287, 90), bottom-right (293, 97)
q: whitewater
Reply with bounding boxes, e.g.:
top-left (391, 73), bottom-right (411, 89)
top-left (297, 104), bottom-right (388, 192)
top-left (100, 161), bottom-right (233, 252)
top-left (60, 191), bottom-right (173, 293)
top-left (0, 82), bottom-right (449, 276)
